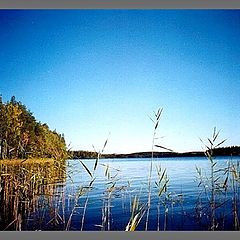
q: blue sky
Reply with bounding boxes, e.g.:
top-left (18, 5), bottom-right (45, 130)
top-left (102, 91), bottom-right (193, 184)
top-left (0, 10), bottom-right (239, 153)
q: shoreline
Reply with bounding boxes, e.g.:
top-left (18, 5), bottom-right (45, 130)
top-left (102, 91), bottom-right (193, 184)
top-left (70, 150), bottom-right (240, 160)
top-left (70, 146), bottom-right (240, 159)
top-left (0, 158), bottom-right (60, 165)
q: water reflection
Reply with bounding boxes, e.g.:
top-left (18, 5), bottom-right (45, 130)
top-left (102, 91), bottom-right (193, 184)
top-left (0, 157), bottom-right (239, 231)
top-left (0, 159), bottom-right (66, 230)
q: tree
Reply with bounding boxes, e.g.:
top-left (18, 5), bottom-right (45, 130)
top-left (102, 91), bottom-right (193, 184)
top-left (0, 96), bottom-right (68, 160)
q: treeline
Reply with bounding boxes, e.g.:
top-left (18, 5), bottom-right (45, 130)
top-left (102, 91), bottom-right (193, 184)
top-left (0, 96), bottom-right (68, 160)
top-left (210, 146), bottom-right (240, 156)
top-left (71, 146), bottom-right (240, 159)
top-left (70, 150), bottom-right (98, 159)
top-left (70, 151), bottom-right (202, 159)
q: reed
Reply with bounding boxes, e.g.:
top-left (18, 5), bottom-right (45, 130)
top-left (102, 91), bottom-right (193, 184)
top-left (229, 159), bottom-right (240, 230)
top-left (125, 195), bottom-right (147, 231)
top-left (100, 161), bottom-right (124, 230)
top-left (1, 123), bottom-right (239, 231)
top-left (155, 164), bottom-right (169, 230)
top-left (145, 108), bottom-right (162, 230)
top-left (196, 128), bottom-right (229, 230)
top-left (76, 136), bottom-right (109, 230)
top-left (0, 159), bottom-right (66, 230)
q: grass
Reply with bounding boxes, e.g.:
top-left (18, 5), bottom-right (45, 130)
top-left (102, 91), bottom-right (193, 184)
top-left (0, 115), bottom-right (239, 231)
top-left (145, 108), bottom-right (162, 230)
top-left (0, 158), bottom-right (56, 165)
top-left (229, 159), bottom-right (240, 230)
top-left (0, 158), bottom-right (66, 230)
top-left (155, 164), bottom-right (169, 230)
top-left (195, 128), bottom-right (240, 230)
top-left (125, 195), bottom-right (147, 231)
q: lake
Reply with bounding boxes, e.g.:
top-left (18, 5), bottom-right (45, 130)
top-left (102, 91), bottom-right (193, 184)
top-left (0, 156), bottom-right (239, 231)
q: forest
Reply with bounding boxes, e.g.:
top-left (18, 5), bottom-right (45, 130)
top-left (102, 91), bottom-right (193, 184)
top-left (0, 96), bottom-right (68, 160)
top-left (70, 147), bottom-right (240, 159)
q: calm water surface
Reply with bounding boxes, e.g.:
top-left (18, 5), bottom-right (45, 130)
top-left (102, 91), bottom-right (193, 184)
top-left (1, 156), bottom-right (239, 231)
top-left (65, 156), bottom-right (239, 231)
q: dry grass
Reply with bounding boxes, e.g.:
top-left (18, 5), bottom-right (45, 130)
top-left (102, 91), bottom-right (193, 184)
top-left (0, 158), bottom-right (56, 165)
top-left (0, 118), bottom-right (239, 231)
top-left (0, 158), bottom-right (66, 230)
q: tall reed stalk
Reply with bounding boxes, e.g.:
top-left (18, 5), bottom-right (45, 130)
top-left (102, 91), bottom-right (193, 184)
top-left (78, 136), bottom-right (109, 230)
top-left (155, 165), bottom-right (169, 230)
top-left (145, 108), bottom-right (163, 230)
top-left (197, 127), bottom-right (227, 230)
top-left (145, 108), bottom-right (173, 230)
top-left (100, 162), bottom-right (122, 230)
top-left (125, 195), bottom-right (147, 231)
top-left (230, 159), bottom-right (240, 230)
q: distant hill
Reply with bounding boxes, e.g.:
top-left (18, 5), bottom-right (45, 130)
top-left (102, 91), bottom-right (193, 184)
top-left (70, 146), bottom-right (240, 159)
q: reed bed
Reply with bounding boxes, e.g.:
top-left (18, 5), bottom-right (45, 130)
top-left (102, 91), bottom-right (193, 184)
top-left (0, 115), bottom-right (239, 231)
top-left (0, 158), bottom-right (67, 230)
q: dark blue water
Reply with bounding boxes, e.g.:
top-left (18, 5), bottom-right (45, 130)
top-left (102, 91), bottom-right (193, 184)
top-left (58, 156), bottom-right (240, 231)
top-left (4, 156), bottom-right (237, 231)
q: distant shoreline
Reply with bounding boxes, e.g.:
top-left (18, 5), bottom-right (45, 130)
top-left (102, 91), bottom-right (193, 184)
top-left (2, 147), bottom-right (239, 162)
top-left (70, 146), bottom-right (240, 159)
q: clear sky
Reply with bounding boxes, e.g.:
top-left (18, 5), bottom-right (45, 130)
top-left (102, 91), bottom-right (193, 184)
top-left (0, 10), bottom-right (239, 153)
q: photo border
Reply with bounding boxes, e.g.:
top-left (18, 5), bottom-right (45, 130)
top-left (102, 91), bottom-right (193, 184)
top-left (0, 0), bottom-right (240, 9)
top-left (1, 231), bottom-right (240, 240)
top-left (0, 0), bottom-right (240, 240)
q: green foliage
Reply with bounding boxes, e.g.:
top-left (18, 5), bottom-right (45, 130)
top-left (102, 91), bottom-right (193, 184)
top-left (0, 96), bottom-right (68, 160)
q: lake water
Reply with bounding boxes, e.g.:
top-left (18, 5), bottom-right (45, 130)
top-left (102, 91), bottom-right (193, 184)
top-left (0, 156), bottom-right (239, 231)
